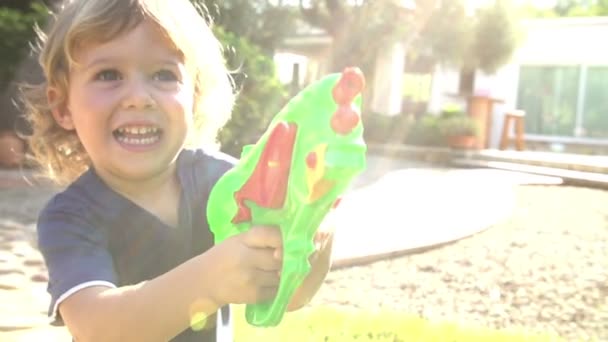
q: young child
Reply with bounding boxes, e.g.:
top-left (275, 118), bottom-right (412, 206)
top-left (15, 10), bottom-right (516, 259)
top-left (23, 0), bottom-right (334, 341)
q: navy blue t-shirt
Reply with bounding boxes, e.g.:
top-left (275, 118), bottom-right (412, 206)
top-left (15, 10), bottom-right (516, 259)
top-left (37, 148), bottom-right (236, 342)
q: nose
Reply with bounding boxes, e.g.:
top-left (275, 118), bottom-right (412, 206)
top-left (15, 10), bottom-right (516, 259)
top-left (121, 76), bottom-right (155, 110)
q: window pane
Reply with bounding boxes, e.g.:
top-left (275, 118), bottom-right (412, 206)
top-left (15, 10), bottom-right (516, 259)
top-left (517, 66), bottom-right (579, 136)
top-left (583, 67), bottom-right (608, 138)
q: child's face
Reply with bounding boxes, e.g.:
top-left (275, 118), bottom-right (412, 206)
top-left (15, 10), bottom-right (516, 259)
top-left (53, 20), bottom-right (195, 182)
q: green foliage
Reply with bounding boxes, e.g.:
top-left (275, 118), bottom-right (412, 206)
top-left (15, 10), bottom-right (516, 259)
top-left (417, 0), bottom-right (520, 74)
top-left (419, 1), bottom-right (472, 68)
top-left (189, 1), bottom-right (291, 156)
top-left (299, 0), bottom-right (421, 74)
top-left (196, 0), bottom-right (297, 53)
top-left (362, 111), bottom-right (476, 147)
top-left (400, 109), bottom-right (480, 147)
top-left (472, 0), bottom-right (520, 74)
top-left (213, 27), bottom-right (288, 157)
top-left (299, 0), bottom-right (520, 75)
top-left (438, 107), bottom-right (479, 138)
top-left (403, 115), bottom-right (447, 147)
top-left (233, 305), bottom-right (565, 341)
top-left (519, 0), bottom-right (608, 18)
top-left (554, 0), bottom-right (608, 16)
top-left (362, 112), bottom-right (415, 144)
top-left (438, 115), bottom-right (480, 137)
top-left (0, 2), bottom-right (48, 91)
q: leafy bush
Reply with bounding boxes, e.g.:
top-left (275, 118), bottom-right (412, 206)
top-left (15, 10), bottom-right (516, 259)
top-left (214, 27), bottom-right (288, 157)
top-left (403, 115), bottom-right (448, 147)
top-left (0, 2), bottom-right (48, 92)
top-left (233, 305), bottom-right (565, 341)
top-left (439, 104), bottom-right (466, 119)
top-left (437, 109), bottom-right (479, 138)
top-left (439, 116), bottom-right (480, 137)
top-left (362, 112), bottom-right (415, 144)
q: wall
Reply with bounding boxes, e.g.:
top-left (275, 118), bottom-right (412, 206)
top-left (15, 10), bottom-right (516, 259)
top-left (516, 17), bottom-right (608, 66)
top-left (429, 17), bottom-right (608, 148)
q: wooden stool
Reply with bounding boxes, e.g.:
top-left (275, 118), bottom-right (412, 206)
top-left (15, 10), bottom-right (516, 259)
top-left (499, 110), bottom-right (526, 151)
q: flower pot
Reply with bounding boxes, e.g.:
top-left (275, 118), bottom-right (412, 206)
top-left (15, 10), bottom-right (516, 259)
top-left (0, 131), bottom-right (25, 168)
top-left (447, 135), bottom-right (477, 149)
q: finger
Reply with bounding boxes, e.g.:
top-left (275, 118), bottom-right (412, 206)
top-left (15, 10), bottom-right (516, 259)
top-left (315, 231), bottom-right (334, 252)
top-left (314, 231), bottom-right (332, 247)
top-left (244, 226), bottom-right (283, 249)
top-left (250, 248), bottom-right (282, 271)
top-left (314, 231), bottom-right (330, 243)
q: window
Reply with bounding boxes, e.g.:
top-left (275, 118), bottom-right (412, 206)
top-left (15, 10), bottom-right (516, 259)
top-left (517, 66), bottom-right (579, 136)
top-left (518, 65), bottom-right (608, 139)
top-left (582, 67), bottom-right (608, 138)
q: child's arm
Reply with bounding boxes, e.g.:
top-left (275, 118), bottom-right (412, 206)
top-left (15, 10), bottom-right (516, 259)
top-left (58, 226), bottom-right (282, 342)
top-left (59, 255), bottom-right (220, 342)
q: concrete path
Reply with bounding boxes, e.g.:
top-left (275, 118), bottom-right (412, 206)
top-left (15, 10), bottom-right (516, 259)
top-left (330, 155), bottom-right (563, 268)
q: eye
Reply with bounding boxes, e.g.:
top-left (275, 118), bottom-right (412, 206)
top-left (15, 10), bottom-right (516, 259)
top-left (94, 69), bottom-right (122, 81)
top-left (153, 69), bottom-right (179, 82)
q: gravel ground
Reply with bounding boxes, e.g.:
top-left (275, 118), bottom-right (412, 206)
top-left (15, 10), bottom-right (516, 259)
top-left (310, 185), bottom-right (608, 341)
top-left (1, 170), bottom-right (607, 341)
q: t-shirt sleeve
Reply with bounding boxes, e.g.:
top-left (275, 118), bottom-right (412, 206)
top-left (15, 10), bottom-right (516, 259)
top-left (187, 148), bottom-right (237, 191)
top-left (37, 197), bottom-right (117, 325)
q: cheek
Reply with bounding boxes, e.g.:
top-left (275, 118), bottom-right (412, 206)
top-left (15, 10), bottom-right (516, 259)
top-left (70, 86), bottom-right (115, 115)
top-left (169, 88), bottom-right (196, 121)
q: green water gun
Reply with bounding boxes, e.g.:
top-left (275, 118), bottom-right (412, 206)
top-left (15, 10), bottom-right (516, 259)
top-left (207, 67), bottom-right (367, 327)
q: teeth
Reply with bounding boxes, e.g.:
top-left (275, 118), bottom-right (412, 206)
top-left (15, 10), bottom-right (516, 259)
top-left (116, 135), bottom-right (160, 145)
top-left (117, 126), bottom-right (159, 135)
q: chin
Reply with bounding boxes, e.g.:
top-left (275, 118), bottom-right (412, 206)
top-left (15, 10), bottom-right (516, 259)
top-left (114, 157), bottom-right (177, 181)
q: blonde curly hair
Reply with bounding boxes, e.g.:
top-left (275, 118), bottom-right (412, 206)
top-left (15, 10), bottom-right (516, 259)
top-left (22, 0), bottom-right (235, 186)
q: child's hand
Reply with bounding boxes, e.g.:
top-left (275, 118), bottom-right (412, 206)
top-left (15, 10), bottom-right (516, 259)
top-left (272, 229), bottom-right (332, 268)
top-left (286, 229), bottom-right (334, 311)
top-left (206, 226), bottom-right (283, 306)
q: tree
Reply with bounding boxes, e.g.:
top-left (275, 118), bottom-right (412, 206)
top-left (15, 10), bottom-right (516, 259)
top-left (0, 0), bottom-right (58, 11)
top-left (0, 1), bottom-right (49, 131)
top-left (213, 27), bottom-right (287, 157)
top-left (298, 0), bottom-right (437, 75)
top-left (189, 1), bottom-right (290, 156)
top-left (555, 0), bottom-right (595, 16)
top-left (471, 0), bottom-right (520, 73)
top-left (298, 0), bottom-right (520, 77)
top-left (418, 0), bottom-right (520, 74)
top-left (198, 0), bottom-right (297, 53)
top-left (417, 0), bottom-right (472, 68)
top-left (521, 0), bottom-right (608, 17)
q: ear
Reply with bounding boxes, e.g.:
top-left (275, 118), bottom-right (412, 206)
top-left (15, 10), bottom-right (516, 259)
top-left (47, 87), bottom-right (75, 130)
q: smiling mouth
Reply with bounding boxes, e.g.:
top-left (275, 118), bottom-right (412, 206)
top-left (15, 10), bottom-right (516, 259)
top-left (112, 126), bottom-right (163, 145)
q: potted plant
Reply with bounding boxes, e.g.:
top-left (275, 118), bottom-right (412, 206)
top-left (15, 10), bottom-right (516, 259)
top-left (439, 115), bottom-right (480, 149)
